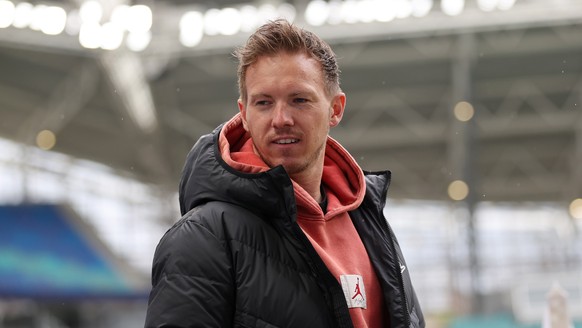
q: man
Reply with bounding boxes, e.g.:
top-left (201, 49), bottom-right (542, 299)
top-left (145, 19), bottom-right (424, 328)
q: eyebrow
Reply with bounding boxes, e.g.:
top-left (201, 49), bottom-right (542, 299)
top-left (248, 93), bottom-right (273, 100)
top-left (248, 89), bottom-right (318, 101)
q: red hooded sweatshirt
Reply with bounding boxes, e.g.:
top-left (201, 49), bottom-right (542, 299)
top-left (219, 114), bottom-right (385, 328)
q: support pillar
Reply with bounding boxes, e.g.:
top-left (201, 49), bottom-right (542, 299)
top-left (449, 32), bottom-right (482, 313)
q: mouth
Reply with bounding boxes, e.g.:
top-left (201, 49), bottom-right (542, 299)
top-left (274, 138), bottom-right (299, 145)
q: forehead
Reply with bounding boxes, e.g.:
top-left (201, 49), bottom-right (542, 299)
top-left (245, 52), bottom-right (324, 89)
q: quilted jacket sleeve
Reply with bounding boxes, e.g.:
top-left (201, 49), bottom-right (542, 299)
top-left (144, 215), bottom-right (234, 328)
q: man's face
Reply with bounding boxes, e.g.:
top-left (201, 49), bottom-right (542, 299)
top-left (238, 51), bottom-right (345, 179)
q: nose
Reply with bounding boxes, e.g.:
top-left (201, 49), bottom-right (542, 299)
top-left (271, 102), bottom-right (293, 128)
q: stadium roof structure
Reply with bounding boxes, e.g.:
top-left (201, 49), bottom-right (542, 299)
top-left (0, 204), bottom-right (149, 300)
top-left (0, 0), bottom-right (581, 205)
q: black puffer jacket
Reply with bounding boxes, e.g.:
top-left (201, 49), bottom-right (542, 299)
top-left (145, 125), bottom-right (425, 328)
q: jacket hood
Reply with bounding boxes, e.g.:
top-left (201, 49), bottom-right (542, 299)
top-left (179, 113), bottom-right (366, 222)
top-left (178, 118), bottom-right (296, 220)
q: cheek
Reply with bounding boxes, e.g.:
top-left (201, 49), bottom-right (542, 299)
top-left (246, 120), bottom-right (266, 140)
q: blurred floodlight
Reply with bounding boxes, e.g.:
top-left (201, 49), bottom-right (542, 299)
top-left (570, 198), bottom-right (582, 219)
top-left (36, 130), bottom-right (56, 150)
top-left (127, 5), bottom-right (152, 33)
top-left (40, 6), bottom-right (67, 35)
top-left (441, 0), bottom-right (464, 16)
top-left (477, 0), bottom-right (515, 11)
top-left (126, 30), bottom-right (151, 52)
top-left (326, 0), bottom-right (343, 24)
top-left (341, 0), bottom-right (359, 24)
top-left (0, 2), bottom-right (15, 28)
top-left (448, 180), bottom-right (469, 201)
top-left (373, 0), bottom-right (396, 22)
top-left (0, 0), bottom-right (15, 28)
top-left (180, 11), bottom-right (204, 47)
top-left (65, 9), bottom-right (81, 35)
top-left (192, 3), bottom-right (293, 34)
top-left (395, 0), bottom-right (412, 19)
top-left (239, 5), bottom-right (258, 32)
top-left (257, 4), bottom-right (278, 25)
top-left (454, 101), bottom-right (475, 121)
top-left (79, 22), bottom-right (101, 49)
top-left (498, 0), bottom-right (516, 10)
top-left (29, 4), bottom-right (47, 31)
top-left (80, 0), bottom-right (102, 24)
top-left (111, 5), bottom-right (129, 29)
top-left (412, 0), bottom-right (433, 17)
top-left (100, 22), bottom-right (124, 50)
top-left (305, 0), bottom-right (328, 26)
top-left (278, 3), bottom-right (296, 22)
top-left (203, 8), bottom-right (221, 36)
top-left (218, 8), bottom-right (241, 36)
top-left (356, 0), bottom-right (375, 23)
top-left (13, 2), bottom-right (33, 28)
top-left (477, 0), bottom-right (496, 11)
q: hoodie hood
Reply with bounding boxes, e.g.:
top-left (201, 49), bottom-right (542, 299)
top-left (217, 113), bottom-right (366, 220)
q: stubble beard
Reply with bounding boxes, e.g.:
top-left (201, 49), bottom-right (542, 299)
top-left (256, 140), bottom-right (327, 176)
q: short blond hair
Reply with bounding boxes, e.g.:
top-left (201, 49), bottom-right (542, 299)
top-left (233, 19), bottom-right (341, 103)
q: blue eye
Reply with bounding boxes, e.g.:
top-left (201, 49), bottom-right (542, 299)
top-left (294, 98), bottom-right (308, 103)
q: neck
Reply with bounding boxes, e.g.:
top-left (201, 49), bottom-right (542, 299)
top-left (290, 166), bottom-right (323, 203)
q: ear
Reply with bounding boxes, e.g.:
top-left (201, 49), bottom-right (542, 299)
top-left (238, 99), bottom-right (249, 131)
top-left (329, 92), bottom-right (346, 128)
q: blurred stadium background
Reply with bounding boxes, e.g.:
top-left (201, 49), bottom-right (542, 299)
top-left (1, 0), bottom-right (582, 327)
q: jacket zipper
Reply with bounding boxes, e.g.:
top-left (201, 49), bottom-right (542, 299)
top-left (288, 221), bottom-right (354, 328)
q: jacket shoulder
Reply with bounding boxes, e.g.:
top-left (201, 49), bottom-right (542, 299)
top-left (361, 170), bottom-right (391, 209)
top-left (152, 202), bottom-right (235, 274)
top-left (162, 201), bottom-right (260, 247)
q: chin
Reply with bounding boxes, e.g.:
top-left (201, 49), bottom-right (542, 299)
top-left (263, 155), bottom-right (308, 175)
top-left (280, 162), bottom-right (309, 176)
